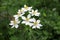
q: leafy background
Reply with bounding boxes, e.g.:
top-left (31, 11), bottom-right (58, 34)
top-left (0, 0), bottom-right (60, 40)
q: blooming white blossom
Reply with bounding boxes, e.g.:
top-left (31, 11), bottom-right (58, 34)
top-left (21, 14), bottom-right (33, 26)
top-left (29, 9), bottom-right (40, 16)
top-left (9, 19), bottom-right (20, 28)
top-left (13, 9), bottom-right (25, 19)
top-left (9, 5), bottom-right (42, 29)
top-left (31, 18), bottom-right (42, 29)
top-left (22, 5), bottom-right (32, 12)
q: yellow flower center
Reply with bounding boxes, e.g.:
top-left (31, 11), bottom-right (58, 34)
top-left (17, 13), bottom-right (21, 16)
top-left (33, 11), bottom-right (36, 14)
top-left (26, 18), bottom-right (29, 21)
top-left (34, 22), bottom-right (38, 25)
top-left (14, 20), bottom-right (17, 25)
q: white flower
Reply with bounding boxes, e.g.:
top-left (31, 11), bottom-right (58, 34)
top-left (21, 14), bottom-right (33, 26)
top-left (9, 19), bottom-right (20, 28)
top-left (17, 8), bottom-right (25, 14)
top-left (13, 9), bottom-right (25, 19)
top-left (9, 5), bottom-right (43, 29)
top-left (22, 5), bottom-right (32, 12)
top-left (31, 18), bottom-right (42, 29)
top-left (29, 9), bottom-right (40, 16)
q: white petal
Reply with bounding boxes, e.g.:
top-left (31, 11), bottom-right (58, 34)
top-left (10, 21), bottom-right (14, 23)
top-left (22, 21), bottom-right (26, 24)
top-left (24, 9), bottom-right (27, 12)
top-left (35, 13), bottom-right (40, 16)
top-left (9, 23), bottom-right (13, 25)
top-left (11, 21), bottom-right (13, 22)
top-left (37, 26), bottom-right (40, 29)
top-left (13, 15), bottom-right (19, 19)
top-left (32, 9), bottom-right (34, 12)
top-left (18, 9), bottom-right (20, 12)
top-left (21, 16), bottom-right (26, 20)
top-left (25, 22), bottom-right (30, 25)
top-left (38, 24), bottom-right (42, 27)
top-left (29, 18), bottom-right (35, 22)
top-left (21, 8), bottom-right (25, 10)
top-left (35, 10), bottom-right (38, 12)
top-left (29, 9), bottom-right (34, 15)
top-left (18, 13), bottom-right (24, 17)
top-left (28, 7), bottom-right (32, 11)
top-left (31, 18), bottom-right (36, 22)
top-left (13, 15), bottom-right (18, 17)
top-left (32, 26), bottom-right (36, 29)
top-left (15, 19), bottom-right (19, 21)
top-left (27, 14), bottom-right (31, 18)
top-left (21, 8), bottom-right (27, 12)
top-left (11, 25), bottom-right (14, 28)
top-left (17, 21), bottom-right (20, 24)
top-left (37, 20), bottom-right (40, 23)
top-left (9, 21), bottom-right (14, 25)
top-left (15, 25), bottom-right (19, 28)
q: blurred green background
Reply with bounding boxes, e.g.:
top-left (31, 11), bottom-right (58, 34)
top-left (0, 0), bottom-right (60, 40)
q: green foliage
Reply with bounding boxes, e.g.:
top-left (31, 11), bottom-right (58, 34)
top-left (0, 0), bottom-right (60, 40)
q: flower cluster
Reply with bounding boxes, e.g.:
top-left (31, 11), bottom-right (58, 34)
top-left (9, 5), bottom-right (42, 29)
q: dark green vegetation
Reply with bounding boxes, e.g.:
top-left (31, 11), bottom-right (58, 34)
top-left (0, 0), bottom-right (60, 40)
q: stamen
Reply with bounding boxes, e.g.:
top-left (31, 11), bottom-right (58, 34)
top-left (26, 18), bottom-right (29, 21)
top-left (34, 21), bottom-right (38, 25)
